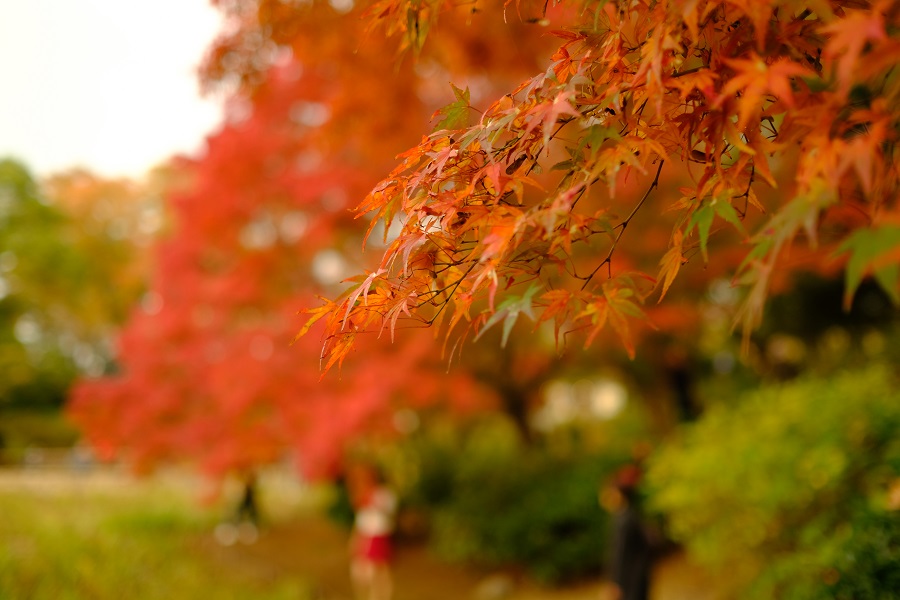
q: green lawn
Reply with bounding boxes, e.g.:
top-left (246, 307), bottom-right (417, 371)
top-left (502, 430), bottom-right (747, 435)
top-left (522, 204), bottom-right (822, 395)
top-left (0, 470), bottom-right (313, 600)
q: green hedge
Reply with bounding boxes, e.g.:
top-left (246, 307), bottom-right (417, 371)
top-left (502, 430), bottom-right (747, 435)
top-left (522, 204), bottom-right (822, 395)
top-left (396, 416), bottom-right (632, 584)
top-left (647, 365), bottom-right (900, 599)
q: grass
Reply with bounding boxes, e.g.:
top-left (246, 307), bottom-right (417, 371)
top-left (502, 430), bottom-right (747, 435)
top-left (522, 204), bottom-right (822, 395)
top-left (0, 469), bottom-right (314, 600)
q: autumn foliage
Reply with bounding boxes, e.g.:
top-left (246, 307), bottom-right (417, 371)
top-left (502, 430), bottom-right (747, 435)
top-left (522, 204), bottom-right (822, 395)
top-left (67, 64), bottom-right (491, 481)
top-left (67, 0), bottom-right (572, 480)
top-left (300, 0), bottom-right (900, 367)
top-left (69, 0), bottom-right (900, 481)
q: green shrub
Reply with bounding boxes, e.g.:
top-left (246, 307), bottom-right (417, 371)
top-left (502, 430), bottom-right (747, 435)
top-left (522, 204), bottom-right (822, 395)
top-left (433, 451), bottom-right (620, 584)
top-left (0, 409), bottom-right (80, 462)
top-left (828, 508), bottom-right (900, 599)
top-left (646, 365), bottom-right (900, 599)
top-left (398, 415), bottom-right (633, 584)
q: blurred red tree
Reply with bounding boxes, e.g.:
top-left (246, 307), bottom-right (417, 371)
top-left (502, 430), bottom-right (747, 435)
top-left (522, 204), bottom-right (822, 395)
top-left (68, 0), bottom-right (562, 479)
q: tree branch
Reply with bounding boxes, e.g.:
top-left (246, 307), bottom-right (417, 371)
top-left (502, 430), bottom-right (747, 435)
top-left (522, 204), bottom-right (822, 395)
top-left (581, 159), bottom-right (665, 289)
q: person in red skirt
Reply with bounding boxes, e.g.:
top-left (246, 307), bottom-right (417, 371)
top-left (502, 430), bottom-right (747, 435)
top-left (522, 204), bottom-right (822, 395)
top-left (349, 466), bottom-right (397, 600)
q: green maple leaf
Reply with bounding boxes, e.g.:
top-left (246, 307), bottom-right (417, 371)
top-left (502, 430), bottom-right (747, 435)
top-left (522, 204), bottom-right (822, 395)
top-left (687, 192), bottom-right (745, 262)
top-left (476, 283), bottom-right (540, 347)
top-left (835, 225), bottom-right (900, 309)
top-left (432, 84), bottom-right (470, 131)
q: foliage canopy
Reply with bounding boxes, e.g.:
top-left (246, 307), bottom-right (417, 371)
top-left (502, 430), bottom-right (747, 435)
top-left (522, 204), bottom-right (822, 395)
top-left (70, 0), bottom-right (900, 487)
top-left (68, 12), bottom-right (524, 479)
top-left (298, 0), bottom-right (900, 368)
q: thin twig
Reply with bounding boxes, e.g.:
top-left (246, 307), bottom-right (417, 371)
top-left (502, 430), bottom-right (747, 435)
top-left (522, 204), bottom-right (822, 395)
top-left (581, 159), bottom-right (665, 289)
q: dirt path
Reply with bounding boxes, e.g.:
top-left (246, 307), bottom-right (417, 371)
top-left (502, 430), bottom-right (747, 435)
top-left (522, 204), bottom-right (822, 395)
top-left (198, 515), bottom-right (720, 600)
top-left (197, 516), bottom-right (611, 600)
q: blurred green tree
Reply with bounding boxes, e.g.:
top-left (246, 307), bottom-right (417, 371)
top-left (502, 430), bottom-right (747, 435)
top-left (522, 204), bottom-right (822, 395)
top-left (0, 159), bottom-right (75, 410)
top-left (647, 365), bottom-right (900, 599)
top-left (0, 159), bottom-right (147, 414)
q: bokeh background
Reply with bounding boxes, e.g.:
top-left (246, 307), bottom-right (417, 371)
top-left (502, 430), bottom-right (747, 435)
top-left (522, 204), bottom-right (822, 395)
top-left (2, 2), bottom-right (899, 599)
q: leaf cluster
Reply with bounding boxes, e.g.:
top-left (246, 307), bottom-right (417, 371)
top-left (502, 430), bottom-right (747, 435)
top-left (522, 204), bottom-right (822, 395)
top-left (310, 0), bottom-right (900, 368)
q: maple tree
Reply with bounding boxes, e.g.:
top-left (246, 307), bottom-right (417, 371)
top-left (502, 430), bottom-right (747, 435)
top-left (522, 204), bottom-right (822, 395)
top-left (71, 0), bottom-right (638, 483)
top-left (293, 0), bottom-right (900, 367)
top-left (67, 0), bottom-right (563, 479)
top-left (68, 0), bottom-right (900, 487)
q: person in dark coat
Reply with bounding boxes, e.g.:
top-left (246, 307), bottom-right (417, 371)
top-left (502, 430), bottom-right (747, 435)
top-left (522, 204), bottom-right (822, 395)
top-left (236, 471), bottom-right (260, 527)
top-left (605, 464), bottom-right (654, 600)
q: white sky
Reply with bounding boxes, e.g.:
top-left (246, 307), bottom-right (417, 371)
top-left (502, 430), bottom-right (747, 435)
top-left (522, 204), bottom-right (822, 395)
top-left (0, 0), bottom-right (225, 179)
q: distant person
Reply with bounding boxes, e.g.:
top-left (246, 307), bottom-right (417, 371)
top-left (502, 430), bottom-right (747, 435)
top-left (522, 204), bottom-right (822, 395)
top-left (214, 471), bottom-right (261, 545)
top-left (604, 464), bottom-right (655, 600)
top-left (349, 466), bottom-right (397, 600)
top-left (236, 471), bottom-right (260, 528)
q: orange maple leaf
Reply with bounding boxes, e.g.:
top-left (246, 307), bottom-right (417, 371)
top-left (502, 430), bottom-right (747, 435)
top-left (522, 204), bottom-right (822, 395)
top-left (821, 5), bottom-right (887, 97)
top-left (524, 90), bottom-right (580, 152)
top-left (726, 0), bottom-right (775, 50)
top-left (838, 116), bottom-right (888, 197)
top-left (717, 56), bottom-right (769, 129)
top-left (717, 55), bottom-right (811, 129)
top-left (657, 230), bottom-right (686, 301)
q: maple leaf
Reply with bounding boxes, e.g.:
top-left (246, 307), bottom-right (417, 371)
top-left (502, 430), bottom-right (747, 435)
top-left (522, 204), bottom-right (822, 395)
top-left (717, 55), bottom-right (812, 130)
top-left (523, 90), bottom-right (580, 152)
top-left (666, 68), bottom-right (719, 101)
top-left (480, 222), bottom-right (517, 263)
top-left (433, 84), bottom-right (471, 131)
top-left (383, 289), bottom-right (417, 342)
top-left (297, 298), bottom-right (338, 339)
top-left (342, 268), bottom-right (388, 330)
top-left (476, 283), bottom-right (540, 347)
top-left (837, 115), bottom-right (888, 197)
top-left (657, 230), bottom-right (686, 301)
top-left (687, 191), bottom-right (746, 262)
top-left (674, 0), bottom-right (702, 43)
top-left (733, 179), bottom-right (837, 342)
top-left (835, 225), bottom-right (900, 309)
top-left (320, 332), bottom-right (356, 376)
top-left (536, 288), bottom-right (574, 345)
top-left (726, 0), bottom-right (774, 49)
top-left (820, 6), bottom-right (887, 97)
top-left (383, 232), bottom-right (428, 276)
top-left (575, 275), bottom-right (653, 356)
top-left (428, 140), bottom-right (459, 178)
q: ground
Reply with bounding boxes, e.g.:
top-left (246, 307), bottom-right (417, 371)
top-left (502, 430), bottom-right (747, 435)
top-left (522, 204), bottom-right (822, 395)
top-left (0, 466), bottom-right (721, 600)
top-left (199, 500), bottom-right (720, 600)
